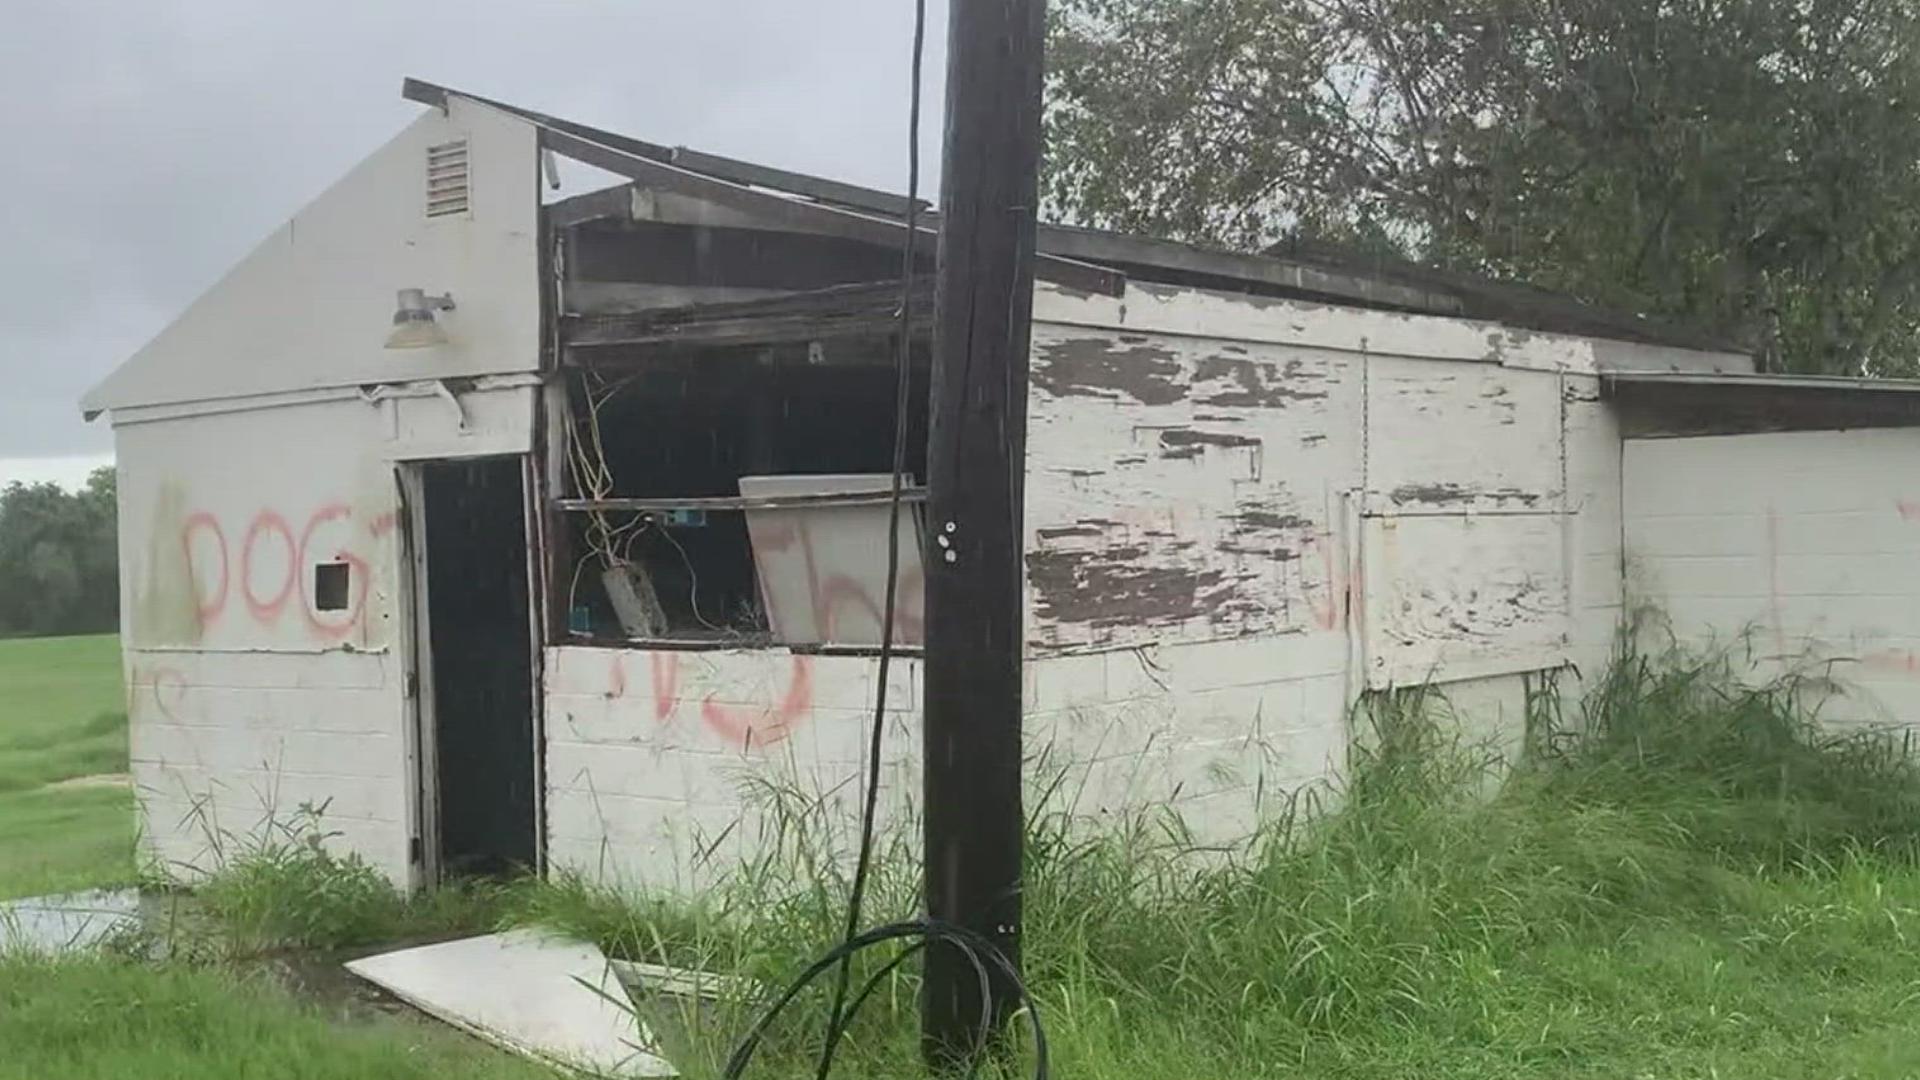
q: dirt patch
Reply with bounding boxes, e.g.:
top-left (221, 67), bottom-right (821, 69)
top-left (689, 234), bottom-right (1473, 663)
top-left (44, 772), bottom-right (131, 791)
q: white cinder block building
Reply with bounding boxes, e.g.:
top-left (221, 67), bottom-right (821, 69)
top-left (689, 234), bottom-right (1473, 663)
top-left (82, 80), bottom-right (1920, 889)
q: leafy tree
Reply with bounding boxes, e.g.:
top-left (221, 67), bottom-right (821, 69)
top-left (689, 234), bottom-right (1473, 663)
top-left (0, 467), bottom-right (118, 637)
top-left (1046, 0), bottom-right (1920, 373)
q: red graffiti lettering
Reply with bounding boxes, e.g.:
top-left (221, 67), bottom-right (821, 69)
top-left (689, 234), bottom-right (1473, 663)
top-left (1862, 648), bottom-right (1920, 675)
top-left (178, 501), bottom-right (396, 642)
top-left (151, 666), bottom-right (188, 723)
top-left (179, 512), bottom-right (229, 626)
top-left (818, 564), bottom-right (925, 642)
top-left (1765, 504), bottom-right (1786, 655)
top-left (748, 516), bottom-right (925, 646)
top-left (701, 655), bottom-right (813, 751)
top-left (297, 504), bottom-right (371, 641)
top-left (649, 651), bottom-right (680, 723)
top-left (1303, 530), bottom-right (1348, 632)
top-left (606, 653), bottom-right (628, 699)
top-left (240, 511), bottom-right (297, 620)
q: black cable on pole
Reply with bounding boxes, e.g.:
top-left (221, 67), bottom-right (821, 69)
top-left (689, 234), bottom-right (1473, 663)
top-left (716, 0), bottom-right (1050, 1077)
top-left (810, 0), bottom-right (928, 1075)
top-left (722, 920), bottom-right (1048, 1080)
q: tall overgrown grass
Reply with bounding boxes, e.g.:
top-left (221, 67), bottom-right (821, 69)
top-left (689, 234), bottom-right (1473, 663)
top-left (175, 642), bottom-right (1920, 1077)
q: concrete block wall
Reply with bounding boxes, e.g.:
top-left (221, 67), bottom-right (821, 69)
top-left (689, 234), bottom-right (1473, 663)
top-left (126, 650), bottom-right (408, 882)
top-left (543, 637), bottom-right (1349, 886)
top-left (115, 396), bottom-right (415, 883)
top-left (1624, 428), bottom-right (1920, 726)
top-left (113, 380), bottom-right (536, 886)
top-left (1022, 632), bottom-right (1352, 846)
top-left (546, 287), bottom-right (1651, 888)
top-left (543, 645), bottom-right (921, 889)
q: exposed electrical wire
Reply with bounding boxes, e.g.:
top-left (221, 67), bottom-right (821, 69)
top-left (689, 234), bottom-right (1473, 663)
top-left (807, 0), bottom-right (928, 1073)
top-left (649, 521), bottom-right (724, 632)
top-left (722, 1), bottom-right (1049, 1077)
top-left (723, 920), bottom-right (1047, 1080)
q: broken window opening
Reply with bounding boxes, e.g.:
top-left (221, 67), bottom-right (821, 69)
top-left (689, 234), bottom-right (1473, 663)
top-left (557, 336), bottom-right (930, 649)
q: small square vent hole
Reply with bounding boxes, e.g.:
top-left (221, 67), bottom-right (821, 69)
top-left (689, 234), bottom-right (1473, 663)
top-left (314, 562), bottom-right (351, 611)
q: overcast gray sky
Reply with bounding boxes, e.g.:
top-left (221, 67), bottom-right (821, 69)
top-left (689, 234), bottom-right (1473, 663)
top-left (0, 0), bottom-right (949, 472)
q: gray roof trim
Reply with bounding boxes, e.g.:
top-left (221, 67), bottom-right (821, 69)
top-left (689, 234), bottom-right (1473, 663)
top-left (403, 78), bottom-right (926, 217)
top-left (1604, 369), bottom-right (1920, 438)
top-left (1603, 370), bottom-right (1920, 394)
top-left (412, 76), bottom-right (1745, 353)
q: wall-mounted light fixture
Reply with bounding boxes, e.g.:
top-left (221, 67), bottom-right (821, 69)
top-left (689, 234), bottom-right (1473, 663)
top-left (384, 288), bottom-right (456, 349)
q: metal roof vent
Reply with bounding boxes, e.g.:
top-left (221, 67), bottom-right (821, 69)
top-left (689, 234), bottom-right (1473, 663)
top-left (425, 139), bottom-right (471, 218)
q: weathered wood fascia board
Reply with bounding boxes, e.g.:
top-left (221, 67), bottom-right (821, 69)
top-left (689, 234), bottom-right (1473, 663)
top-left (547, 639), bottom-right (927, 658)
top-left (1608, 378), bottom-right (1920, 437)
top-left (542, 184), bottom-right (634, 229)
top-left (1036, 225), bottom-right (1461, 315)
top-left (556, 490), bottom-right (928, 513)
top-left (532, 125), bottom-right (1123, 298)
top-left (562, 279), bottom-right (933, 349)
top-left (1032, 279), bottom-right (1600, 372)
top-left (120, 644), bottom-right (394, 657)
top-left (405, 76), bottom-right (924, 218)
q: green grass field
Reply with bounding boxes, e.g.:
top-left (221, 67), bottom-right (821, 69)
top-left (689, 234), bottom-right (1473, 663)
top-left (0, 955), bottom-right (557, 1080)
top-left (0, 633), bottom-right (134, 899)
top-left (0, 633), bottom-right (558, 1078)
top-left (10, 635), bottom-right (1920, 1077)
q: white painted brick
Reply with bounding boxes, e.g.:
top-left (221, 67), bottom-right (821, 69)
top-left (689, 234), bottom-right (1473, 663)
top-left (126, 649), bottom-right (394, 691)
top-left (1629, 553), bottom-right (1772, 599)
top-left (131, 760), bottom-right (405, 823)
top-left (1626, 430), bottom-right (1920, 727)
top-left (138, 792), bottom-right (409, 884)
top-left (1023, 651), bottom-right (1108, 711)
top-left (131, 724), bottom-right (399, 779)
top-left (1623, 513), bottom-right (1765, 558)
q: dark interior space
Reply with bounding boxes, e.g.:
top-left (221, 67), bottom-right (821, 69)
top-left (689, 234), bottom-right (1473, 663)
top-left (570, 220), bottom-right (916, 292)
top-left (561, 339), bottom-right (928, 642)
top-left (421, 456), bottom-right (537, 877)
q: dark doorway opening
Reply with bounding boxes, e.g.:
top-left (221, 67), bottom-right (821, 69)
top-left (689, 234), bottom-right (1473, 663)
top-left (420, 457), bottom-right (538, 877)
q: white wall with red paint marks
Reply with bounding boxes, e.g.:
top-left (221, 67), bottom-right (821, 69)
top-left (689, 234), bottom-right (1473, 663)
top-left (113, 378), bottom-right (535, 886)
top-left (543, 645), bottom-right (920, 889)
top-left (1625, 428), bottom-right (1920, 726)
top-left (546, 283), bottom-right (1648, 888)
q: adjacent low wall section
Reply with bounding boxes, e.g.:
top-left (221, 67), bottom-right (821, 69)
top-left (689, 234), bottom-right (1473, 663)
top-left (1624, 428), bottom-right (1920, 725)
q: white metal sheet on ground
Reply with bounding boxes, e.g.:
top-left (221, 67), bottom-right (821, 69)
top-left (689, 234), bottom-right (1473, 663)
top-left (345, 929), bottom-right (675, 1077)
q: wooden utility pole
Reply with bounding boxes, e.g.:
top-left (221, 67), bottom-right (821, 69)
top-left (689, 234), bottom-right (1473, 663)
top-left (921, 0), bottom-right (1046, 1064)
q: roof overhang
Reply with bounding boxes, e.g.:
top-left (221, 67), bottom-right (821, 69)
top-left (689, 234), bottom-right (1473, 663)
top-left (411, 76), bottom-right (1745, 353)
top-left (1604, 370), bottom-right (1920, 437)
top-left (404, 78), bottom-right (1126, 298)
